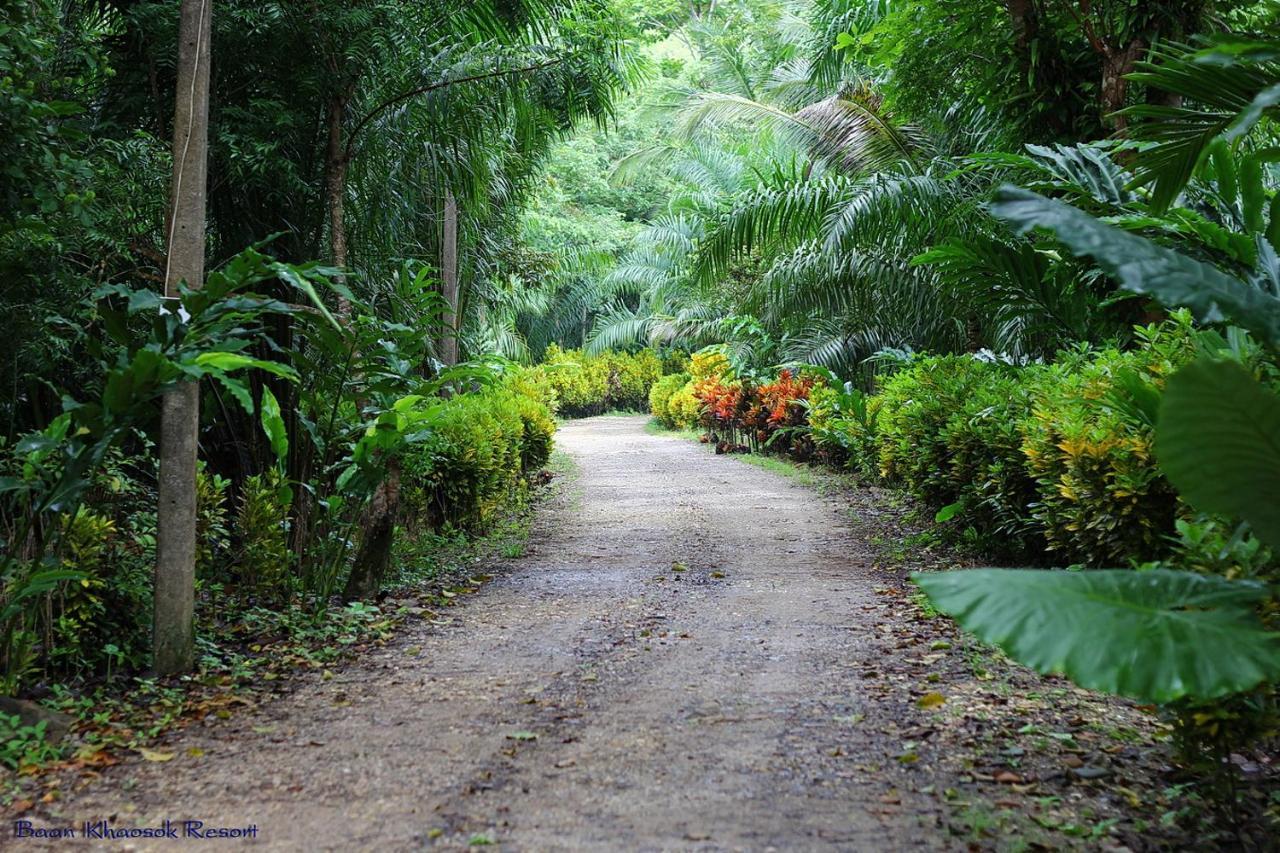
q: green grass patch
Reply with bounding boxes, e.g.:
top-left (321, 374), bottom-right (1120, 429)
top-left (736, 452), bottom-right (819, 486)
top-left (643, 418), bottom-right (703, 442)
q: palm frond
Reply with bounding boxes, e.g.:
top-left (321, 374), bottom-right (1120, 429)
top-left (678, 88), bottom-right (927, 175)
top-left (695, 175), bottom-right (848, 285)
top-left (1123, 39), bottom-right (1280, 211)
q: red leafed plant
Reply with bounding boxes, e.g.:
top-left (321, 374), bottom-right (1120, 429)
top-left (694, 375), bottom-right (737, 424)
top-left (693, 368), bottom-right (819, 456)
top-left (756, 369), bottom-right (815, 427)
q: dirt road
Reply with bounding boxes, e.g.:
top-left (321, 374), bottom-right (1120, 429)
top-left (27, 415), bottom-right (950, 851)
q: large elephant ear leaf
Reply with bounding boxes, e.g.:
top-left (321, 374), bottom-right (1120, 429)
top-left (1156, 358), bottom-right (1280, 549)
top-left (912, 568), bottom-right (1280, 703)
top-left (990, 187), bottom-right (1280, 347)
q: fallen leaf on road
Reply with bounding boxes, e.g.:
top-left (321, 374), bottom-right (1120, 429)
top-left (917, 692), bottom-right (945, 709)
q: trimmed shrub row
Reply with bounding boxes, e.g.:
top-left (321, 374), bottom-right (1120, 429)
top-left (399, 372), bottom-right (557, 532)
top-left (532, 345), bottom-right (664, 417)
top-left (659, 315), bottom-right (1204, 565)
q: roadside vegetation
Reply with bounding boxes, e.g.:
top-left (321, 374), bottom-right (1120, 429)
top-left (2, 0), bottom-right (1279, 846)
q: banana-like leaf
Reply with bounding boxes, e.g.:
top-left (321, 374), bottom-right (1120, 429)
top-left (913, 568), bottom-right (1280, 703)
top-left (991, 187), bottom-right (1280, 346)
top-left (0, 569), bottom-right (88, 623)
top-left (258, 386), bottom-right (289, 469)
top-left (1156, 358), bottom-right (1280, 549)
top-left (192, 351), bottom-right (298, 380)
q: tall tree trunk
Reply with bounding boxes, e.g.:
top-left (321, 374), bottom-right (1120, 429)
top-left (154, 0), bottom-right (212, 675)
top-left (439, 191), bottom-right (459, 366)
top-left (294, 89), bottom-right (352, 573)
top-left (1007, 0), bottom-right (1038, 76)
top-left (324, 92), bottom-right (351, 316)
top-left (1100, 39), bottom-right (1145, 132)
top-left (1005, 0), bottom-right (1076, 138)
top-left (342, 457), bottom-right (400, 601)
top-left (324, 84), bottom-right (403, 601)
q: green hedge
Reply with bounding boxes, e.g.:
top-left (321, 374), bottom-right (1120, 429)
top-left (1019, 323), bottom-right (1197, 564)
top-left (648, 372), bottom-right (691, 428)
top-left (865, 356), bottom-right (1046, 557)
top-left (800, 315), bottom-right (1201, 565)
top-left (399, 372), bottom-right (556, 532)
top-left (535, 345), bottom-right (664, 417)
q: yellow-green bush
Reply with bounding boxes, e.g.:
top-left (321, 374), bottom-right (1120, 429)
top-left (399, 375), bottom-right (556, 532)
top-left (195, 464), bottom-right (231, 577)
top-left (659, 350), bottom-right (690, 375)
top-left (1020, 317), bottom-right (1199, 564)
top-left (937, 367), bottom-right (1045, 554)
top-left (649, 372), bottom-right (690, 428)
top-left (606, 349), bottom-right (662, 411)
top-left (806, 383), bottom-right (839, 440)
top-left (874, 356), bottom-right (1009, 499)
top-left (505, 363), bottom-right (560, 416)
top-left (541, 344), bottom-right (610, 415)
top-left (539, 345), bottom-right (665, 417)
top-left (807, 383), bottom-right (883, 474)
top-left (812, 315), bottom-right (1201, 564)
top-left (48, 508), bottom-right (114, 673)
top-left (666, 381), bottom-right (703, 430)
top-left (234, 470), bottom-right (291, 601)
top-left (508, 389), bottom-right (556, 473)
top-left (688, 348), bottom-right (730, 381)
top-left (642, 347), bottom-right (727, 432)
top-left (500, 369), bottom-right (557, 470)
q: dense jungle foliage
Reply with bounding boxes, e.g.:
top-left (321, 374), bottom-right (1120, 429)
top-left (2, 0), bottom-right (1280, 839)
top-left (0, 0), bottom-right (664, 726)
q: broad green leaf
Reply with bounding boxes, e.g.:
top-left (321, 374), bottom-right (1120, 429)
top-left (273, 263), bottom-right (341, 330)
top-left (934, 502), bottom-right (962, 523)
top-left (1156, 358), bottom-right (1280, 549)
top-left (1224, 81), bottom-right (1280, 144)
top-left (127, 289), bottom-right (163, 314)
top-left (335, 465), bottom-right (359, 493)
top-left (258, 386), bottom-right (289, 468)
top-left (992, 187), bottom-right (1280, 346)
top-left (15, 434), bottom-right (60, 455)
top-left (193, 351), bottom-right (297, 380)
top-left (0, 476), bottom-right (30, 495)
top-left (913, 568), bottom-right (1280, 703)
top-left (212, 373), bottom-right (253, 414)
top-left (0, 569), bottom-right (89, 623)
top-left (391, 395), bottom-right (425, 412)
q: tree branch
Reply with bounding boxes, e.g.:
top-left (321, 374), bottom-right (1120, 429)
top-left (1071, 0), bottom-right (1110, 58)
